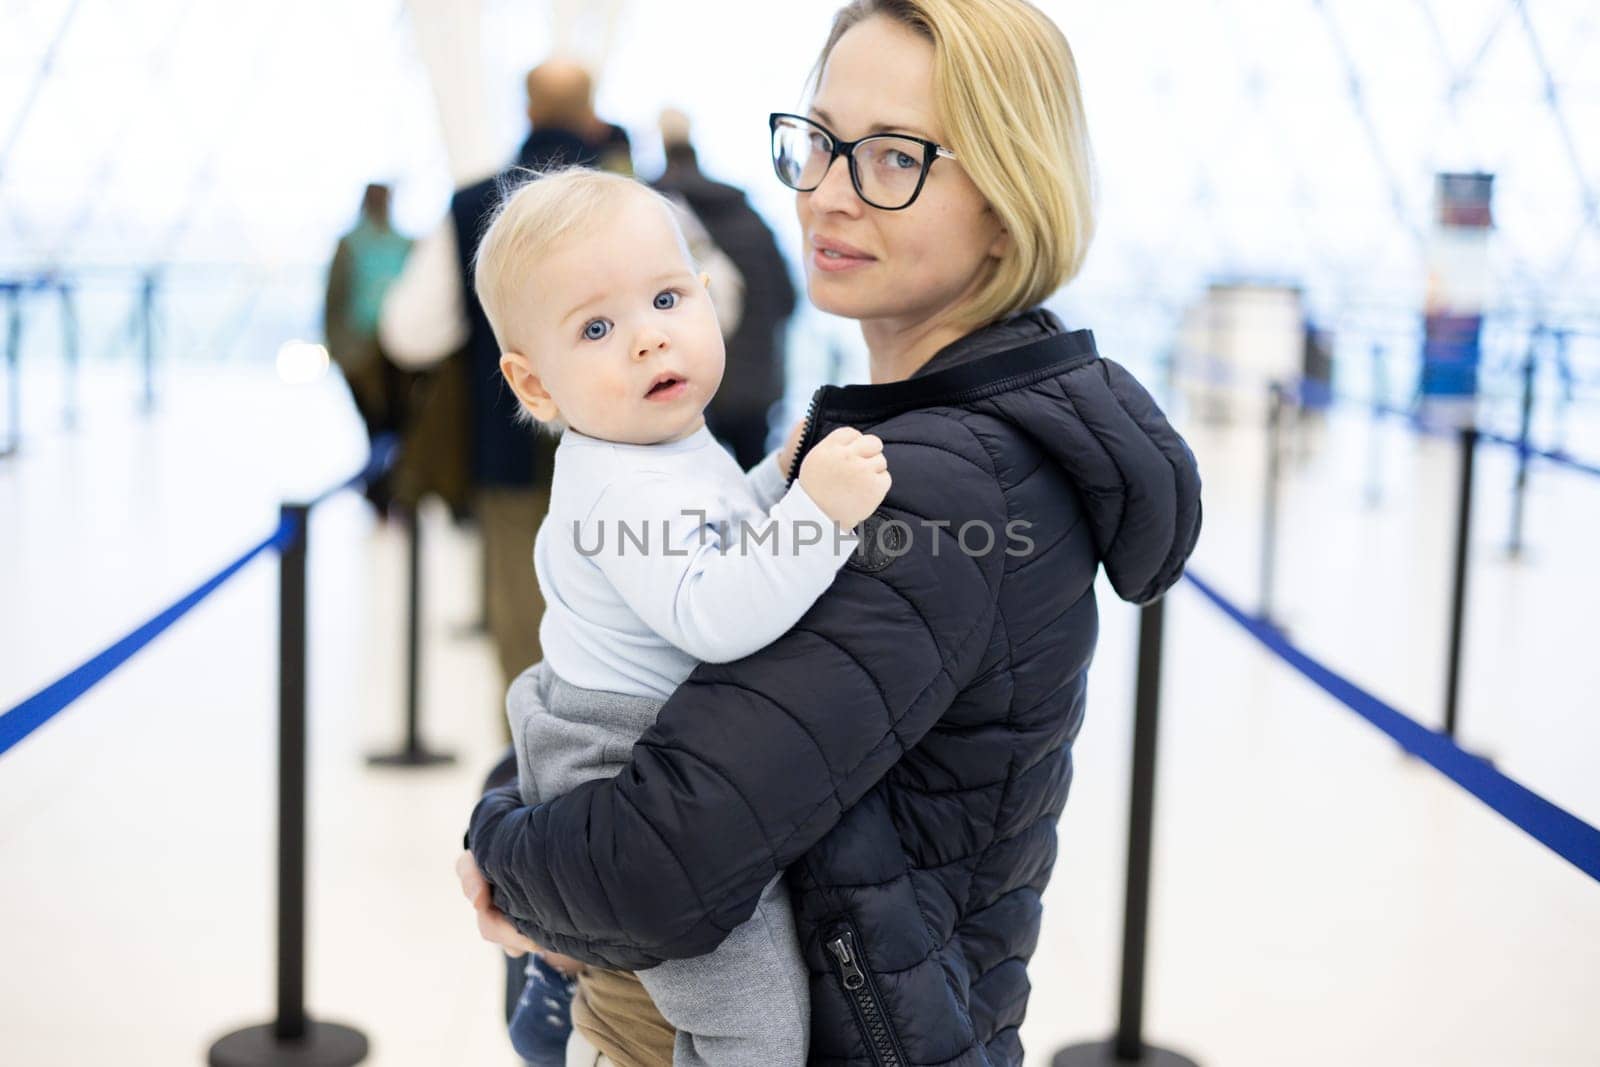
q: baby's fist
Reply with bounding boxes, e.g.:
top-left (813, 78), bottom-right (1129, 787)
top-left (798, 427), bottom-right (891, 529)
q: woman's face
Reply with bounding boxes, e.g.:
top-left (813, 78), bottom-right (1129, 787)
top-left (798, 15), bottom-right (1005, 332)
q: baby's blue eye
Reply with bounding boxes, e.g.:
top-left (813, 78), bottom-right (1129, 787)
top-left (582, 318), bottom-right (612, 341)
top-left (654, 290), bottom-right (680, 310)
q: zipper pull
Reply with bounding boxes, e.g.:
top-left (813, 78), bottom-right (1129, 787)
top-left (826, 932), bottom-right (867, 990)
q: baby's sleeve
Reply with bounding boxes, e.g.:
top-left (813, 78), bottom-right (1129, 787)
top-left (585, 473), bottom-right (856, 664)
top-left (743, 448), bottom-right (789, 511)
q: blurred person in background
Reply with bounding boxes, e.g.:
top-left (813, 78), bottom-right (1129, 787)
top-left (324, 182), bottom-right (413, 514)
top-left (380, 58), bottom-right (634, 696)
top-left (653, 108), bottom-right (797, 468)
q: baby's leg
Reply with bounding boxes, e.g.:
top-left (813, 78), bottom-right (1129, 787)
top-left (636, 875), bottom-right (809, 1067)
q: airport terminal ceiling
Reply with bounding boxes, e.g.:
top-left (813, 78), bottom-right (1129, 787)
top-left (1, 0), bottom-right (1596, 360)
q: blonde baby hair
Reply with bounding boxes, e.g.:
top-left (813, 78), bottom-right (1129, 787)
top-left (472, 168), bottom-right (692, 429)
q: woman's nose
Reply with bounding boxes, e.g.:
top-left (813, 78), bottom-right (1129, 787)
top-left (807, 154), bottom-right (861, 216)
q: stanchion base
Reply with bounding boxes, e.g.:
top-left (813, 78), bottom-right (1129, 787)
top-left (209, 1021), bottom-right (368, 1066)
top-left (367, 747), bottom-right (456, 769)
top-left (1052, 1038), bottom-right (1200, 1066)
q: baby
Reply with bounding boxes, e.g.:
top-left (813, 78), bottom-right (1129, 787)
top-left (474, 168), bottom-right (891, 1066)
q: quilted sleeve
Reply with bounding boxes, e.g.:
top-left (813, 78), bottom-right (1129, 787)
top-left (467, 415), bottom-right (1006, 969)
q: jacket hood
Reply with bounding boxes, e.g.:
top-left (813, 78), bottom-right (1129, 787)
top-left (809, 330), bottom-right (1202, 605)
top-left (983, 336), bottom-right (1202, 604)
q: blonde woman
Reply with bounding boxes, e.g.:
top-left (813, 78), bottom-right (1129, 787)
top-left (461, 1), bottom-right (1202, 1063)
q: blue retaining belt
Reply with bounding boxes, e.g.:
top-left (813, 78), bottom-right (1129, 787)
top-left (0, 514), bottom-right (299, 759)
top-left (0, 440), bottom-right (397, 760)
top-left (1478, 429), bottom-right (1600, 481)
top-left (1185, 571), bottom-right (1600, 884)
top-left (308, 432), bottom-right (399, 507)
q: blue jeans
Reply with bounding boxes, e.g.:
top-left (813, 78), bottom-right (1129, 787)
top-left (508, 953), bottom-right (578, 1066)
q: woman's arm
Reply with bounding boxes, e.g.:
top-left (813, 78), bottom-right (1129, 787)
top-left (468, 418), bottom-right (1008, 970)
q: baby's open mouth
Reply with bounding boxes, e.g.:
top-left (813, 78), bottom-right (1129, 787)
top-left (645, 374), bottom-right (686, 398)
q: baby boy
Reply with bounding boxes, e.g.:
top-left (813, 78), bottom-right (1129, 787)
top-left (474, 167), bottom-right (890, 1066)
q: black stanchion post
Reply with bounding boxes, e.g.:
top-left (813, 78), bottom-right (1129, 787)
top-left (1506, 340), bottom-right (1537, 559)
top-left (2, 285), bottom-right (19, 459)
top-left (1258, 381), bottom-right (1285, 625)
top-left (60, 282), bottom-right (79, 430)
top-left (1443, 427), bottom-right (1478, 740)
top-left (1053, 598), bottom-right (1198, 1067)
top-left (140, 271), bottom-right (156, 413)
top-left (210, 504), bottom-right (368, 1067)
top-left (369, 503), bottom-right (455, 768)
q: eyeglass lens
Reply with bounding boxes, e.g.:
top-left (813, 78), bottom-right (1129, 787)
top-left (772, 118), bottom-right (927, 209)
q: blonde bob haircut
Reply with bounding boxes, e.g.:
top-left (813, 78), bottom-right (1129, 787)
top-left (810, 0), bottom-right (1096, 329)
top-left (472, 167), bottom-right (686, 358)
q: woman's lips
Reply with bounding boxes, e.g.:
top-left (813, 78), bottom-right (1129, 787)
top-left (811, 235), bottom-right (875, 274)
top-left (812, 247), bottom-right (874, 273)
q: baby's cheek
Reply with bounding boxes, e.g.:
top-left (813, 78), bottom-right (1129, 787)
top-left (602, 370), bottom-right (638, 405)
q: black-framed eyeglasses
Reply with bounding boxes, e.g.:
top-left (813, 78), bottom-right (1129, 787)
top-left (769, 112), bottom-right (957, 211)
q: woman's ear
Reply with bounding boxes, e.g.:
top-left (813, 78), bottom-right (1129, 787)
top-left (988, 224), bottom-right (1011, 259)
top-left (499, 351), bottom-right (560, 423)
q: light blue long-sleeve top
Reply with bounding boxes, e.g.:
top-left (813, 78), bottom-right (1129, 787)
top-left (532, 424), bottom-right (857, 700)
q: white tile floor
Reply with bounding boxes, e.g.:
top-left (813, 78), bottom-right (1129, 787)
top-left (2, 364), bottom-right (1598, 1066)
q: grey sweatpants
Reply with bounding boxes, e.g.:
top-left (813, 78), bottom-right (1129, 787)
top-left (509, 661), bottom-right (810, 1067)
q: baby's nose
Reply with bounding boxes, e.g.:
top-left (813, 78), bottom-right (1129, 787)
top-left (634, 331), bottom-right (670, 358)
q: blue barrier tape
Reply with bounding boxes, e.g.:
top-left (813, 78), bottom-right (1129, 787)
top-left (1345, 396), bottom-right (1600, 475)
top-left (1287, 380), bottom-right (1600, 473)
top-left (0, 439), bottom-right (399, 760)
top-left (1477, 429), bottom-right (1600, 481)
top-left (307, 432), bottom-right (400, 508)
top-left (1183, 571), bottom-right (1600, 884)
top-left (0, 514), bottom-right (299, 759)
top-left (1284, 379), bottom-right (1441, 435)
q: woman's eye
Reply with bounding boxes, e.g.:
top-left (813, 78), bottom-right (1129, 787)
top-left (890, 150), bottom-right (917, 169)
top-left (653, 290), bottom-right (680, 310)
top-left (582, 318), bottom-right (612, 341)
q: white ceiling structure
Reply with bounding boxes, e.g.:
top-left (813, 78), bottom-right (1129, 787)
top-left (0, 0), bottom-right (1595, 377)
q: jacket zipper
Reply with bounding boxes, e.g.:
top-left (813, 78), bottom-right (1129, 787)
top-left (785, 385), bottom-right (828, 486)
top-left (825, 926), bottom-right (907, 1067)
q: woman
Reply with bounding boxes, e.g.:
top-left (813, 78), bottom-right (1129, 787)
top-left (461, 1), bottom-right (1202, 1064)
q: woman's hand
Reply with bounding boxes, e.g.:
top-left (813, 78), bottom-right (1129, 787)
top-left (456, 850), bottom-right (542, 958)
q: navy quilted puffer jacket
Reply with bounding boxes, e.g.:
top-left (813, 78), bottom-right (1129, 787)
top-left (468, 323), bottom-right (1202, 1065)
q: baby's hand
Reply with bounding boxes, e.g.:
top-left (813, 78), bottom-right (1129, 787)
top-left (777, 415), bottom-right (807, 477)
top-left (798, 427), bottom-right (891, 529)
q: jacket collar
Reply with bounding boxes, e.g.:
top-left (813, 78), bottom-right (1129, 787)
top-left (911, 307), bottom-right (1066, 379)
top-left (813, 327), bottom-right (1099, 422)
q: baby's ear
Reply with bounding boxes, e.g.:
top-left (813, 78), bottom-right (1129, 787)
top-left (499, 351), bottom-right (560, 423)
